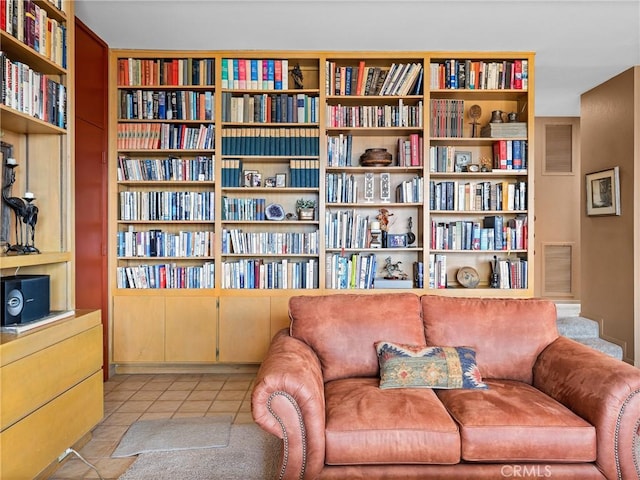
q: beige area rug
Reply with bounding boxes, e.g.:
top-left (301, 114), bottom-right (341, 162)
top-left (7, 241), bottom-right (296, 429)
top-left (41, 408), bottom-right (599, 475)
top-left (118, 423), bottom-right (281, 480)
top-left (112, 415), bottom-right (232, 457)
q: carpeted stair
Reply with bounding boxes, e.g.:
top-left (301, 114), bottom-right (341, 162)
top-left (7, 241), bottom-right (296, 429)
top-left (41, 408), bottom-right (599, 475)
top-left (555, 303), bottom-right (623, 360)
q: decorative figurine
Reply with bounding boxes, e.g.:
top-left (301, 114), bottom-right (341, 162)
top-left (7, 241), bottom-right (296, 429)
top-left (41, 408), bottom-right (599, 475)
top-left (291, 63), bottom-right (304, 89)
top-left (406, 217), bottom-right (416, 245)
top-left (382, 256), bottom-right (408, 280)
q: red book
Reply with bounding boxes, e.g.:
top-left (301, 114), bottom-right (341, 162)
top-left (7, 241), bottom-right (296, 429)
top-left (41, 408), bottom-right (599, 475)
top-left (238, 59), bottom-right (247, 89)
top-left (493, 140), bottom-right (508, 170)
top-left (274, 60), bottom-right (282, 90)
top-left (355, 60), bottom-right (365, 95)
top-left (514, 60), bottom-right (523, 89)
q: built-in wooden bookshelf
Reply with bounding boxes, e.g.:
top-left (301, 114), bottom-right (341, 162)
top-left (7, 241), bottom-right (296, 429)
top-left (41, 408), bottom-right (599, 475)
top-left (1, 3), bottom-right (104, 478)
top-left (108, 50), bottom-right (535, 369)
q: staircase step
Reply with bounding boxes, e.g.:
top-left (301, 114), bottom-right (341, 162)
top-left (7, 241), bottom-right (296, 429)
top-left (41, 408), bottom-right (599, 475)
top-left (573, 337), bottom-right (623, 360)
top-left (555, 303), bottom-right (581, 318)
top-left (556, 316), bottom-right (600, 339)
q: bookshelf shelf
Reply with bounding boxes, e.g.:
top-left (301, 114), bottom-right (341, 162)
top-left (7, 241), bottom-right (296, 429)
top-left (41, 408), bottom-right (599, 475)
top-left (108, 49), bottom-right (534, 367)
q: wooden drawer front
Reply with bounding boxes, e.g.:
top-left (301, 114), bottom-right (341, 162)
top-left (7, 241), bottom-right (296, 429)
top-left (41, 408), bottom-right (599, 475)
top-left (0, 325), bottom-right (103, 431)
top-left (0, 371), bottom-right (104, 480)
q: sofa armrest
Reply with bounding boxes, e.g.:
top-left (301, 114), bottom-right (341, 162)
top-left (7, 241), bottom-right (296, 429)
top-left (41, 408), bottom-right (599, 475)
top-left (252, 328), bottom-right (326, 480)
top-left (533, 336), bottom-right (640, 480)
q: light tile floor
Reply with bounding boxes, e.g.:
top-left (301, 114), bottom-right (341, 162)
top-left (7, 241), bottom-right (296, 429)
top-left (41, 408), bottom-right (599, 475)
top-left (48, 373), bottom-right (257, 480)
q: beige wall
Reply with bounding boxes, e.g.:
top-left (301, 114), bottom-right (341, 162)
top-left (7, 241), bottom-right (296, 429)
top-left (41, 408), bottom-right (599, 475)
top-left (580, 67), bottom-right (639, 364)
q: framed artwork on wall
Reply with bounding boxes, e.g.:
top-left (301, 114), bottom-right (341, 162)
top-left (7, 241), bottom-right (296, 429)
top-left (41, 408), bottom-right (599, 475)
top-left (585, 166), bottom-right (620, 216)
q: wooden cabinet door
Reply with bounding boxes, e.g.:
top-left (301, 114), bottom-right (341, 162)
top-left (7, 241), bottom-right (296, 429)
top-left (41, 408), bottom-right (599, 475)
top-left (113, 296), bottom-right (165, 362)
top-left (165, 296), bottom-right (217, 362)
top-left (218, 296), bottom-right (271, 363)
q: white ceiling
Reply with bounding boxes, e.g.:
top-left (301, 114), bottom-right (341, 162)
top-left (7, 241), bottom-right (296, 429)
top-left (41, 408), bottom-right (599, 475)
top-left (74, 0), bottom-right (640, 117)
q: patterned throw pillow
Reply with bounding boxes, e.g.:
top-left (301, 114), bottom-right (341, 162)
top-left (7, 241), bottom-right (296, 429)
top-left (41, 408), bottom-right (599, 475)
top-left (375, 341), bottom-right (488, 390)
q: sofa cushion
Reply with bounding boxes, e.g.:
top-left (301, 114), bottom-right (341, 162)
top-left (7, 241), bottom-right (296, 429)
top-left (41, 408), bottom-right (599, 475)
top-left (421, 295), bottom-right (559, 383)
top-left (289, 293), bottom-right (425, 382)
top-left (437, 379), bottom-right (597, 463)
top-left (375, 341), bottom-right (488, 390)
top-left (324, 377), bottom-right (461, 465)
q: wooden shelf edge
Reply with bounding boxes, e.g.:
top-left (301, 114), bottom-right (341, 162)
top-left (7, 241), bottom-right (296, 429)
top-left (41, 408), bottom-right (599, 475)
top-left (0, 252), bottom-right (72, 269)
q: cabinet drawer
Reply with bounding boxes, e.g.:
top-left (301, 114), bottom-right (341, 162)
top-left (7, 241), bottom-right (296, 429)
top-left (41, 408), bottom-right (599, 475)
top-left (0, 325), bottom-right (103, 431)
top-left (0, 371), bottom-right (103, 480)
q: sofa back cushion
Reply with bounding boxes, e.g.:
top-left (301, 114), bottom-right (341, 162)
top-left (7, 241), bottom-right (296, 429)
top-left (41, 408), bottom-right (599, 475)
top-left (421, 295), bottom-right (559, 384)
top-left (289, 293), bottom-right (425, 382)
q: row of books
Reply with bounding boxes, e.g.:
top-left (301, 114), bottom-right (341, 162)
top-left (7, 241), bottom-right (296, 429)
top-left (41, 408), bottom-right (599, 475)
top-left (326, 101), bottom-right (423, 128)
top-left (430, 99), bottom-right (465, 138)
top-left (116, 262), bottom-right (215, 289)
top-left (1, 53), bottom-right (67, 128)
top-left (118, 90), bottom-right (215, 121)
top-left (289, 158), bottom-right (319, 187)
top-left (220, 158), bottom-right (243, 187)
top-left (221, 127), bottom-right (320, 156)
top-left (396, 134), bottom-right (423, 167)
top-left (396, 176), bottom-right (424, 203)
top-left (116, 123), bottom-right (215, 151)
top-left (119, 191), bottom-right (215, 221)
top-left (221, 229), bottom-right (320, 255)
top-left (116, 155), bottom-right (215, 182)
top-left (325, 61), bottom-right (423, 97)
top-left (495, 257), bottom-right (528, 289)
top-left (428, 253), bottom-right (447, 289)
top-left (325, 209), bottom-right (372, 249)
top-left (117, 58), bottom-right (215, 87)
top-left (326, 172), bottom-right (358, 204)
top-left (429, 180), bottom-right (527, 212)
top-left (116, 229), bottom-right (214, 258)
top-left (430, 59), bottom-right (528, 90)
top-left (325, 252), bottom-right (377, 290)
top-left (221, 92), bottom-right (319, 124)
top-left (221, 58), bottom-right (290, 90)
top-left (492, 140), bottom-right (527, 170)
top-left (220, 258), bottom-right (318, 289)
top-left (2, 0), bottom-right (67, 68)
top-left (221, 197), bottom-right (267, 221)
top-left (431, 216), bottom-right (528, 251)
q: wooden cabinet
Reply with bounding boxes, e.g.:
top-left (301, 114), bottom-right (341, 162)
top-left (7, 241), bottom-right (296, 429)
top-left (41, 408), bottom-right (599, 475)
top-left (108, 50), bottom-right (535, 369)
top-left (0, 310), bottom-right (103, 480)
top-left (218, 295), bottom-right (272, 363)
top-left (113, 293), bottom-right (217, 364)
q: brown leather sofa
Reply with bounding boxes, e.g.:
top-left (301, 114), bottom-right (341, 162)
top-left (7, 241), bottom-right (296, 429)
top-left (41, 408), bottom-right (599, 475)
top-left (251, 293), bottom-right (640, 479)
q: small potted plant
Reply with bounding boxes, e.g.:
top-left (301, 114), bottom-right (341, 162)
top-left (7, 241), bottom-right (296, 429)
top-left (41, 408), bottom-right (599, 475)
top-left (296, 198), bottom-right (316, 220)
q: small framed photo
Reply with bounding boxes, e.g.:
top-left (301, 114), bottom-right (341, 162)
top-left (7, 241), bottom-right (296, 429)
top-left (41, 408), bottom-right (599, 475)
top-left (586, 166), bottom-right (621, 216)
top-left (275, 173), bottom-right (287, 188)
top-left (265, 176), bottom-right (276, 187)
top-left (251, 172), bottom-right (262, 187)
top-left (385, 233), bottom-right (408, 248)
top-left (454, 151), bottom-right (472, 172)
top-left (244, 169), bottom-right (259, 187)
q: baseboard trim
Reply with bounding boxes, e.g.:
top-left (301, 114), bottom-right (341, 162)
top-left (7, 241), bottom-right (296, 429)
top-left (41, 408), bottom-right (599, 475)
top-left (112, 363), bottom-right (261, 375)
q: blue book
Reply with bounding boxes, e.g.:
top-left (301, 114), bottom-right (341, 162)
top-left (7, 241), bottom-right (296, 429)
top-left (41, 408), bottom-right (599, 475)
top-left (250, 60), bottom-right (258, 89)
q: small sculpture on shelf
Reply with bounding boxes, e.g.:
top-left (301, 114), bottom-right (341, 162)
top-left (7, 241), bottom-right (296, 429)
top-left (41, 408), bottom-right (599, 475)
top-left (406, 217), bottom-right (416, 246)
top-left (2, 158), bottom-right (39, 254)
top-left (489, 255), bottom-right (501, 288)
top-left (291, 63), bottom-right (304, 89)
top-left (382, 256), bottom-right (408, 280)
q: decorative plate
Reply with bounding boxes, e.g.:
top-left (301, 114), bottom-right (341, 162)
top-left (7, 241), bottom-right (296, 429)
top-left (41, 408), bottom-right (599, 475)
top-left (265, 203), bottom-right (285, 221)
top-left (457, 266), bottom-right (480, 288)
